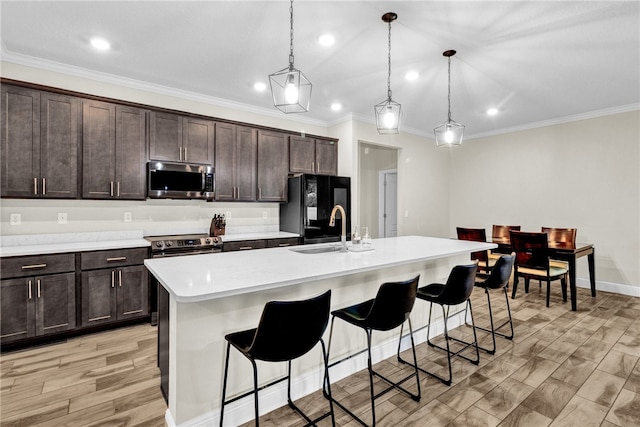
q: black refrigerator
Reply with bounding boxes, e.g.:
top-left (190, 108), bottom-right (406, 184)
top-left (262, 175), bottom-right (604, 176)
top-left (279, 174), bottom-right (351, 244)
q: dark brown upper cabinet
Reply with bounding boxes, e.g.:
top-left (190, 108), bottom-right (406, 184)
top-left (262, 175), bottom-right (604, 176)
top-left (82, 100), bottom-right (147, 200)
top-left (257, 130), bottom-right (289, 202)
top-left (149, 111), bottom-right (214, 165)
top-left (215, 123), bottom-right (257, 201)
top-left (289, 135), bottom-right (337, 176)
top-left (1, 86), bottom-right (79, 198)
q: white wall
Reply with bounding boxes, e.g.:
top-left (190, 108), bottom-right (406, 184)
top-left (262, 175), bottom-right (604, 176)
top-left (449, 111), bottom-right (640, 289)
top-left (359, 143), bottom-right (397, 238)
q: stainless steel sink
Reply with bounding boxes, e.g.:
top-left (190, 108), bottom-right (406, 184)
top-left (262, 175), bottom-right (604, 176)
top-left (289, 245), bottom-right (343, 254)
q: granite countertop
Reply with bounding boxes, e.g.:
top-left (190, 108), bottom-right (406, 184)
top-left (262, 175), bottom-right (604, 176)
top-left (0, 231), bottom-right (150, 257)
top-left (144, 235), bottom-right (496, 303)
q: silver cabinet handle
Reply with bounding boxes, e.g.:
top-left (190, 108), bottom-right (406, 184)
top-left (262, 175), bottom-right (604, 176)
top-left (34, 178), bottom-right (38, 195)
top-left (117, 182), bottom-right (120, 198)
top-left (118, 269), bottom-right (122, 287)
top-left (28, 280), bottom-right (32, 300)
top-left (278, 243), bottom-right (292, 247)
top-left (259, 187), bottom-right (262, 200)
top-left (42, 178), bottom-right (46, 195)
top-left (312, 161), bottom-right (315, 172)
top-left (179, 147), bottom-right (183, 160)
top-left (110, 181), bottom-right (114, 197)
top-left (239, 246), bottom-right (253, 250)
top-left (111, 270), bottom-right (115, 288)
top-left (317, 163), bottom-right (320, 173)
top-left (37, 279), bottom-right (41, 298)
top-left (21, 263), bottom-right (47, 270)
top-left (106, 256), bottom-right (126, 262)
top-left (184, 146), bottom-right (187, 160)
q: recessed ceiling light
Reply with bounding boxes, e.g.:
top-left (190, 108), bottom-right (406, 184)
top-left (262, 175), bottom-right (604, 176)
top-left (90, 37), bottom-right (110, 51)
top-left (253, 82), bottom-right (267, 92)
top-left (487, 108), bottom-right (499, 116)
top-left (405, 71), bottom-right (419, 81)
top-left (330, 103), bottom-right (342, 111)
top-left (318, 34), bottom-right (335, 47)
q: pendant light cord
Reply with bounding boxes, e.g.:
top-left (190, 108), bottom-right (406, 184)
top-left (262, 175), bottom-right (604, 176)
top-left (447, 56), bottom-right (452, 123)
top-left (289, 0), bottom-right (294, 69)
top-left (387, 19), bottom-right (392, 100)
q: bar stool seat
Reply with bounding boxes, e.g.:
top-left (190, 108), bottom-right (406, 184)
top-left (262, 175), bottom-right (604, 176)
top-left (219, 290), bottom-right (335, 427)
top-left (325, 276), bottom-right (421, 427)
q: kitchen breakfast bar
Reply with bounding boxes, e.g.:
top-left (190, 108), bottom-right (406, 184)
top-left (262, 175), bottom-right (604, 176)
top-left (144, 235), bottom-right (495, 426)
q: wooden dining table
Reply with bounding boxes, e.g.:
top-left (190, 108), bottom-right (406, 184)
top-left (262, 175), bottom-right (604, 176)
top-left (492, 238), bottom-right (595, 311)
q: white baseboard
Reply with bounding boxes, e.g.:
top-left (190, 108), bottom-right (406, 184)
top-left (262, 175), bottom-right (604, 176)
top-left (167, 310), bottom-right (468, 427)
top-left (576, 278), bottom-right (640, 297)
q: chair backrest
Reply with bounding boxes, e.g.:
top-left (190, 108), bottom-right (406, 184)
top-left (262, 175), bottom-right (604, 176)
top-left (361, 275), bottom-right (419, 332)
top-left (456, 227), bottom-right (488, 263)
top-left (436, 263), bottom-right (478, 305)
top-left (481, 253), bottom-right (515, 289)
top-left (492, 225), bottom-right (521, 243)
top-left (248, 290), bottom-right (331, 362)
top-left (541, 227), bottom-right (576, 244)
top-left (510, 230), bottom-right (550, 271)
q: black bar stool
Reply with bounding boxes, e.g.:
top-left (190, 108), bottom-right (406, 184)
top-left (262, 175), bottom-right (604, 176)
top-left (219, 290), bottom-right (335, 427)
top-left (467, 253), bottom-right (515, 354)
top-left (399, 263), bottom-right (479, 386)
top-left (325, 276), bottom-right (421, 427)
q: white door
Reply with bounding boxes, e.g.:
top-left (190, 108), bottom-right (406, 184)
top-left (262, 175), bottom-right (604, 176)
top-left (378, 170), bottom-right (397, 237)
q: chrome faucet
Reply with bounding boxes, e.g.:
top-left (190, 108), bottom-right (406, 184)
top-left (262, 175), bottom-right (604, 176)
top-left (329, 204), bottom-right (347, 252)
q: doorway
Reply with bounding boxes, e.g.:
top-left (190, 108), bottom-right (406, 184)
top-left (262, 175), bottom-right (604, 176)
top-left (358, 143), bottom-right (398, 238)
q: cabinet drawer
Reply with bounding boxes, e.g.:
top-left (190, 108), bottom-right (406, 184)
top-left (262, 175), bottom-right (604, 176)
top-left (1, 253), bottom-right (75, 279)
top-left (81, 247), bottom-right (148, 270)
top-left (222, 240), bottom-right (267, 252)
top-left (267, 237), bottom-right (300, 248)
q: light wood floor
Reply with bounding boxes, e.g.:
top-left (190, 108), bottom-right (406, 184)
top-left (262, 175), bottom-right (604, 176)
top-left (2, 286), bottom-right (639, 427)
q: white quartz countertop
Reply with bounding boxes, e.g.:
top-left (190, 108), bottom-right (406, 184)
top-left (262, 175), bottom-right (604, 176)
top-left (144, 235), bottom-right (496, 303)
top-left (0, 231), bottom-right (150, 257)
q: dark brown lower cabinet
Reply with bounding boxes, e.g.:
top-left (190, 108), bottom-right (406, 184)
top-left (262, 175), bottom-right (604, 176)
top-left (81, 265), bottom-right (148, 327)
top-left (0, 272), bottom-right (76, 343)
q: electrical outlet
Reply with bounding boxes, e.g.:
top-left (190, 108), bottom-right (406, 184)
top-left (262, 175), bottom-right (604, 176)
top-left (124, 212), bottom-right (132, 222)
top-left (58, 213), bottom-right (68, 224)
top-left (262, 210), bottom-right (268, 219)
top-left (225, 211), bottom-right (231, 219)
top-left (10, 213), bottom-right (21, 225)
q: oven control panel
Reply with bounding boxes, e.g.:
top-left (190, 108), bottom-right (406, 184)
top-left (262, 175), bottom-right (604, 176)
top-left (147, 235), bottom-right (221, 253)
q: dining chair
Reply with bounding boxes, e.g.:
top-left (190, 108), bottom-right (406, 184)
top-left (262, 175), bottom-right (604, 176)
top-left (509, 230), bottom-right (568, 307)
top-left (490, 225), bottom-right (521, 256)
top-left (541, 227), bottom-right (577, 269)
top-left (326, 276), bottom-right (421, 426)
top-left (220, 290), bottom-right (335, 427)
top-left (399, 262), bottom-right (480, 385)
top-left (456, 227), bottom-right (494, 275)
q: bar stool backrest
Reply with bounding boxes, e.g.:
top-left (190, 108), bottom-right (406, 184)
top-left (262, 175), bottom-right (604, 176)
top-left (435, 263), bottom-right (478, 305)
top-left (362, 276), bottom-right (419, 332)
top-left (482, 254), bottom-right (515, 289)
top-left (510, 231), bottom-right (550, 271)
top-left (248, 290), bottom-right (331, 362)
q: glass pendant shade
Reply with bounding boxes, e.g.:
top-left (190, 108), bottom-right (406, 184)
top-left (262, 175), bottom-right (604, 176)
top-left (269, 0), bottom-right (311, 114)
top-left (434, 120), bottom-right (465, 147)
top-left (269, 67), bottom-right (312, 113)
top-left (375, 98), bottom-right (401, 134)
top-left (435, 49), bottom-right (464, 147)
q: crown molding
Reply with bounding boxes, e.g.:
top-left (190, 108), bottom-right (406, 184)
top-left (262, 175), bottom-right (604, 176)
top-left (0, 49), bottom-right (329, 129)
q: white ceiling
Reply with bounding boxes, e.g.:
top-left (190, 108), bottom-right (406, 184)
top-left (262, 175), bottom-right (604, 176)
top-left (1, 1), bottom-right (639, 139)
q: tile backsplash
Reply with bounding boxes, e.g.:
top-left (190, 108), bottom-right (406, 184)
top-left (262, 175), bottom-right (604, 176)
top-left (0, 198), bottom-right (279, 237)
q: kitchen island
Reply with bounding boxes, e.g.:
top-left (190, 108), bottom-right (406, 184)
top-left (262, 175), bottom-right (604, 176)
top-left (144, 235), bottom-right (495, 426)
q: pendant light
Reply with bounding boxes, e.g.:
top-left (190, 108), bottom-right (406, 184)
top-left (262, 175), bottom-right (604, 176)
top-left (374, 12), bottom-right (401, 134)
top-left (434, 50), bottom-right (464, 147)
top-left (269, 0), bottom-right (312, 114)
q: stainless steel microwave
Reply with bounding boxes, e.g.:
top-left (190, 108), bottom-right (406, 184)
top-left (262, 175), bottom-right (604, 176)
top-left (147, 162), bottom-right (214, 199)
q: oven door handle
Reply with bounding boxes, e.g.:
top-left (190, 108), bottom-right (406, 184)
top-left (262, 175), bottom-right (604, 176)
top-left (152, 248), bottom-right (221, 258)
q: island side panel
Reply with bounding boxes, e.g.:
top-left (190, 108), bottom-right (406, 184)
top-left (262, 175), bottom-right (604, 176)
top-left (167, 254), bottom-right (469, 425)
